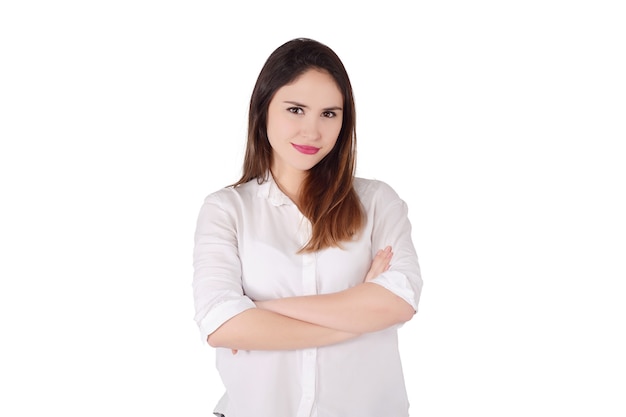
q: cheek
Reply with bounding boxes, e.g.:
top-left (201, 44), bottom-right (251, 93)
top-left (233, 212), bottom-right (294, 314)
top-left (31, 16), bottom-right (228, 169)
top-left (322, 121), bottom-right (342, 143)
top-left (267, 114), bottom-right (298, 141)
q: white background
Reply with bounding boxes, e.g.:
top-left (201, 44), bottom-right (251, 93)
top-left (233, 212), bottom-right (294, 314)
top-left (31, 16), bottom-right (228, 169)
top-left (1, 1), bottom-right (625, 416)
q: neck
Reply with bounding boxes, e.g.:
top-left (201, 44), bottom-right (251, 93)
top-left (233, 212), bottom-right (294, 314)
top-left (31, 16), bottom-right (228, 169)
top-left (271, 168), bottom-right (305, 206)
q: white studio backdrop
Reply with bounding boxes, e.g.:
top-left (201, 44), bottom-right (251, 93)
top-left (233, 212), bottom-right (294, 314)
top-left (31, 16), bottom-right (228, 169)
top-left (1, 1), bottom-right (625, 416)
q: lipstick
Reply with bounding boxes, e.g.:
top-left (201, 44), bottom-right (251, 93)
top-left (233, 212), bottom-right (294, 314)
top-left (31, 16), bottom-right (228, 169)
top-left (292, 143), bottom-right (320, 155)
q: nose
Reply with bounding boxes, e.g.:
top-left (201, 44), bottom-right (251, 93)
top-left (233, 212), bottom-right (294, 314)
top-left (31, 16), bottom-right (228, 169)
top-left (300, 115), bottom-right (321, 141)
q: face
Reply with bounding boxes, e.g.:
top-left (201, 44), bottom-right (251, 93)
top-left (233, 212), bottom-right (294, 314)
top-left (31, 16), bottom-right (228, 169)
top-left (266, 68), bottom-right (343, 180)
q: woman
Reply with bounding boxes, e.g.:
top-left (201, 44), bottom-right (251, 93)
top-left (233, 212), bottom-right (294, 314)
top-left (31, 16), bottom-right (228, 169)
top-left (193, 38), bottom-right (422, 417)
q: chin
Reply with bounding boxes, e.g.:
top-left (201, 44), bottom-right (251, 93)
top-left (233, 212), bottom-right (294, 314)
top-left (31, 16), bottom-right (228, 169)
top-left (290, 159), bottom-right (323, 172)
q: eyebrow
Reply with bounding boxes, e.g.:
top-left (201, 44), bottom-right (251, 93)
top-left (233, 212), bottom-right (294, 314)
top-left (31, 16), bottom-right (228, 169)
top-left (283, 101), bottom-right (343, 111)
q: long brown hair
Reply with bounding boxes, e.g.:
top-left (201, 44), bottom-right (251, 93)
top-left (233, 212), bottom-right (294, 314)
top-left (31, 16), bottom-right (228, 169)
top-left (233, 38), bottom-right (364, 252)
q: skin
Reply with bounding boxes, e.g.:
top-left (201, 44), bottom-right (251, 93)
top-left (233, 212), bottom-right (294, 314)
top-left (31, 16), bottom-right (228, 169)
top-left (255, 246), bottom-right (415, 335)
top-left (224, 247), bottom-right (394, 354)
top-left (266, 68), bottom-right (343, 204)
top-left (207, 69), bottom-right (415, 351)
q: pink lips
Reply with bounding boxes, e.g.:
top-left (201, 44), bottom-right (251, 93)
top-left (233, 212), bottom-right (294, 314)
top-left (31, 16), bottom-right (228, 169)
top-left (291, 143), bottom-right (320, 155)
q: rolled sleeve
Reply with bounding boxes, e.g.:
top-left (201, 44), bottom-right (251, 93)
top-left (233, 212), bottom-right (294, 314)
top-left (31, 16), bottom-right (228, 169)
top-left (369, 181), bottom-right (423, 313)
top-left (196, 295), bottom-right (256, 342)
top-left (370, 270), bottom-right (418, 312)
top-left (192, 191), bottom-right (255, 342)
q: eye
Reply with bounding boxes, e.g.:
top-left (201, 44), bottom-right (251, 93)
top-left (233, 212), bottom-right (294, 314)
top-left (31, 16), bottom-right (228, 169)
top-left (287, 107), bottom-right (304, 115)
top-left (322, 111), bottom-right (337, 118)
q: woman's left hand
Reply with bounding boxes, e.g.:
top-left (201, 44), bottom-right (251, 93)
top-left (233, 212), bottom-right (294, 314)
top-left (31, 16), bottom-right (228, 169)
top-left (364, 246), bottom-right (392, 282)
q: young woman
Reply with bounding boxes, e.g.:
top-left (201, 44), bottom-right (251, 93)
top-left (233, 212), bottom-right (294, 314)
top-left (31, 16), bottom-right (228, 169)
top-left (193, 38), bottom-right (422, 417)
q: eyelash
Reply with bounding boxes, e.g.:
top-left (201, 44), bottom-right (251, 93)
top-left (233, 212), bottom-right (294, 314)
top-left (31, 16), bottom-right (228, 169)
top-left (287, 107), bottom-right (337, 118)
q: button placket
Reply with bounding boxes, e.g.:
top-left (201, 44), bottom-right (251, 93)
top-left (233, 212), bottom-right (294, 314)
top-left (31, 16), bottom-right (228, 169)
top-left (297, 213), bottom-right (317, 296)
top-left (296, 213), bottom-right (318, 417)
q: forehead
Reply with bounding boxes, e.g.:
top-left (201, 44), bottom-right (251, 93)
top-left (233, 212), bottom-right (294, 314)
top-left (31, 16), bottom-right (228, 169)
top-left (274, 69), bottom-right (343, 105)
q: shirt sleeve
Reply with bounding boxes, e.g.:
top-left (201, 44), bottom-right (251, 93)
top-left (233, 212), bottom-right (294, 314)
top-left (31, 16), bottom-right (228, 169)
top-left (192, 191), bottom-right (256, 342)
top-left (367, 182), bottom-right (423, 312)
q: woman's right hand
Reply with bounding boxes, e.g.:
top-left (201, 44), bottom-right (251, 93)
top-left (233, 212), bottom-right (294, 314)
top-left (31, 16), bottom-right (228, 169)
top-left (364, 246), bottom-right (393, 282)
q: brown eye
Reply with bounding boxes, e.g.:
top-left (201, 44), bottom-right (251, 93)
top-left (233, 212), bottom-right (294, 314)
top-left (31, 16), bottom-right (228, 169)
top-left (322, 111), bottom-right (337, 118)
top-left (287, 107), bottom-right (304, 114)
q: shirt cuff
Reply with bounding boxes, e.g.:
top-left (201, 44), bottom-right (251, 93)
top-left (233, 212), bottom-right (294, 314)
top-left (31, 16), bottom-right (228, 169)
top-left (198, 297), bottom-right (257, 342)
top-left (369, 270), bottom-right (418, 312)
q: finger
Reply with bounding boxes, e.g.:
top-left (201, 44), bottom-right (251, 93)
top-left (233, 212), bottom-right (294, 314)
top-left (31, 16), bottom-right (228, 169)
top-left (370, 251), bottom-right (391, 273)
top-left (376, 246), bottom-right (392, 259)
top-left (365, 247), bottom-right (393, 281)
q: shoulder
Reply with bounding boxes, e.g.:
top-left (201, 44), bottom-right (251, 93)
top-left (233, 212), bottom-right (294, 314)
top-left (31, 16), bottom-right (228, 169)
top-left (353, 177), bottom-right (402, 203)
top-left (196, 181), bottom-right (264, 228)
top-left (197, 181), bottom-right (263, 221)
top-left (202, 180), bottom-right (260, 205)
top-left (353, 178), bottom-right (414, 225)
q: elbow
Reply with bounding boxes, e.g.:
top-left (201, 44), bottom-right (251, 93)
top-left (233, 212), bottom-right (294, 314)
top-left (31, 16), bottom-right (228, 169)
top-left (205, 308), bottom-right (257, 348)
top-left (207, 332), bottom-right (218, 347)
top-left (361, 283), bottom-right (416, 330)
top-left (366, 299), bottom-right (415, 332)
top-left (398, 304), bottom-right (415, 324)
top-left (393, 297), bottom-right (416, 324)
top-left (207, 330), bottom-right (225, 348)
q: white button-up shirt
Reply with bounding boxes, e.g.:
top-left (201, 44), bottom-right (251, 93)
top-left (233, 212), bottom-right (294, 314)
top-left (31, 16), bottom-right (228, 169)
top-left (193, 175), bottom-right (422, 417)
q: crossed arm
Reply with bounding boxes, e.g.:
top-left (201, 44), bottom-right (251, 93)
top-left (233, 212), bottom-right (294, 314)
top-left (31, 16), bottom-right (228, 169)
top-left (207, 246), bottom-right (415, 351)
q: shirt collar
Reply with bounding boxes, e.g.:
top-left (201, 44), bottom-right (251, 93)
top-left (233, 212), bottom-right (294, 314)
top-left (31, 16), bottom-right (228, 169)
top-left (257, 173), bottom-right (295, 207)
